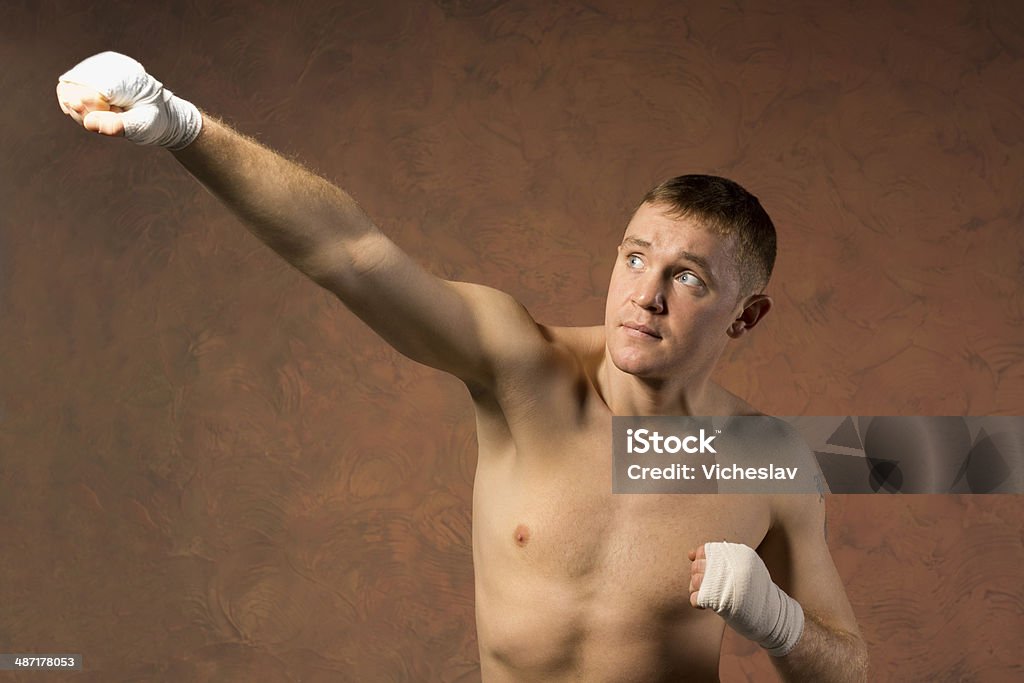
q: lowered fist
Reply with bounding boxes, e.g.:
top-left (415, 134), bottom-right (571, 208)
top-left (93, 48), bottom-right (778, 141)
top-left (56, 51), bottom-right (202, 150)
top-left (688, 541), bottom-right (805, 657)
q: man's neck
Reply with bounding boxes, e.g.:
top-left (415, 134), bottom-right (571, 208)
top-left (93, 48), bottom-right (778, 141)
top-left (595, 351), bottom-right (715, 416)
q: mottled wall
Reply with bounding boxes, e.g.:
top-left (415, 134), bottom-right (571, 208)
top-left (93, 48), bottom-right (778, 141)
top-left (2, 0), bottom-right (1022, 681)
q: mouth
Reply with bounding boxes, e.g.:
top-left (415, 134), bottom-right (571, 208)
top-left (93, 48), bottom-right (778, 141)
top-left (622, 322), bottom-right (662, 340)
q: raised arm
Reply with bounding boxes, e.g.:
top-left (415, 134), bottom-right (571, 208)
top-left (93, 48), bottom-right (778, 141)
top-left (168, 114), bottom-right (544, 387)
top-left (56, 52), bottom-right (544, 388)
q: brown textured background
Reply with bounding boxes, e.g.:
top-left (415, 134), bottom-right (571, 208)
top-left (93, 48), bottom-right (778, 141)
top-left (1, 0), bottom-right (1022, 681)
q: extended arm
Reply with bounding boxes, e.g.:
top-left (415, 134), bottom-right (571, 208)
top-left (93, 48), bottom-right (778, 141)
top-left (57, 52), bottom-right (544, 388)
top-left (169, 113), bottom-right (375, 285)
top-left (168, 113), bottom-right (541, 386)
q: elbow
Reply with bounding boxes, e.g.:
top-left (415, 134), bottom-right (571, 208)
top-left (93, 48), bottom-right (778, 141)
top-left (304, 230), bottom-right (388, 289)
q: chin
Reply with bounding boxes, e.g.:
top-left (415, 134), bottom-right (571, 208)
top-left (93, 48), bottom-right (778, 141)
top-left (608, 344), bottom-right (663, 379)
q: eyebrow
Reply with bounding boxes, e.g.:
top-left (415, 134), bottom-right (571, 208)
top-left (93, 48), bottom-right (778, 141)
top-left (621, 236), bottom-right (715, 281)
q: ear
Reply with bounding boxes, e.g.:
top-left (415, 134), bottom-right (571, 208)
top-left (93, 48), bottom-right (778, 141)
top-left (727, 294), bottom-right (772, 338)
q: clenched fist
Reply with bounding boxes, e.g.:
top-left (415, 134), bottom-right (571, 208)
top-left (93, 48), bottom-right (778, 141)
top-left (56, 52), bottom-right (202, 149)
top-left (688, 542), bottom-right (805, 657)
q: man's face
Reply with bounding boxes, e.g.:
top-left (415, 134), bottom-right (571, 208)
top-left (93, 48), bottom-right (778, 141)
top-left (604, 202), bottom-right (751, 380)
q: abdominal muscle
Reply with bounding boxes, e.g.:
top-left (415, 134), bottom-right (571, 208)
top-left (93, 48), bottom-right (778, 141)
top-left (470, 430), bottom-right (771, 683)
top-left (474, 562), bottom-right (725, 683)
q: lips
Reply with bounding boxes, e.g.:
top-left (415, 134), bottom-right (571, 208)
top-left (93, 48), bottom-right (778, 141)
top-left (622, 321), bottom-right (662, 339)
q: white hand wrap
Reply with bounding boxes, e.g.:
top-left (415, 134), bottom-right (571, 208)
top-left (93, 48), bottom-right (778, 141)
top-left (59, 51), bottom-right (202, 150)
top-left (696, 541), bottom-right (804, 657)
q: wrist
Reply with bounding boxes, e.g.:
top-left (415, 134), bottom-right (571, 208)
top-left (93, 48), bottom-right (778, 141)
top-left (761, 590), bottom-right (804, 657)
top-left (163, 93), bottom-right (203, 150)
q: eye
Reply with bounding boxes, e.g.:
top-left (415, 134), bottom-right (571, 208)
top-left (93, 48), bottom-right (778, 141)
top-left (676, 271), bottom-right (705, 288)
top-left (626, 254), bottom-right (644, 269)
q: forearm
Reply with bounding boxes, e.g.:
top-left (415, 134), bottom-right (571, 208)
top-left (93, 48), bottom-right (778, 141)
top-left (771, 610), bottom-right (868, 683)
top-left (169, 112), bottom-right (377, 279)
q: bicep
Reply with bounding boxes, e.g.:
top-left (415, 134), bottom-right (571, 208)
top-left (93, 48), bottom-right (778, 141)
top-left (305, 230), bottom-right (545, 387)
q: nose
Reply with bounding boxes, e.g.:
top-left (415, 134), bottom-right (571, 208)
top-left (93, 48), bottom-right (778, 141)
top-left (631, 275), bottom-right (666, 313)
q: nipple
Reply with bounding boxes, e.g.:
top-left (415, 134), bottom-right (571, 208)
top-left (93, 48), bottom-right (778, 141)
top-left (514, 524), bottom-right (530, 547)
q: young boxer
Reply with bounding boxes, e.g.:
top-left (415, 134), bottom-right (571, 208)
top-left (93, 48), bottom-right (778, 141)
top-left (57, 52), bottom-right (868, 682)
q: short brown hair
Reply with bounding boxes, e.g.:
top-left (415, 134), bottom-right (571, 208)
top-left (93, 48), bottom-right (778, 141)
top-left (638, 175), bottom-right (776, 297)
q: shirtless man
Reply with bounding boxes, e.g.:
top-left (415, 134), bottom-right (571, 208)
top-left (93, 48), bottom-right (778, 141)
top-left (57, 53), bottom-right (868, 682)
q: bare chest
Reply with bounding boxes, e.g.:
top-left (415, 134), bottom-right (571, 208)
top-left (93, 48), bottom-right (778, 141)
top-left (471, 415), bottom-right (772, 680)
top-left (474, 424), bottom-right (771, 584)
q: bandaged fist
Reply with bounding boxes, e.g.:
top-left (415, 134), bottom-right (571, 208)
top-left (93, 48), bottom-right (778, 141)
top-left (56, 51), bottom-right (202, 150)
top-left (688, 541), bottom-right (805, 657)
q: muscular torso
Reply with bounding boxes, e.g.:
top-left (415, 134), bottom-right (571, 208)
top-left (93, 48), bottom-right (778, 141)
top-left (469, 326), bottom-right (773, 682)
